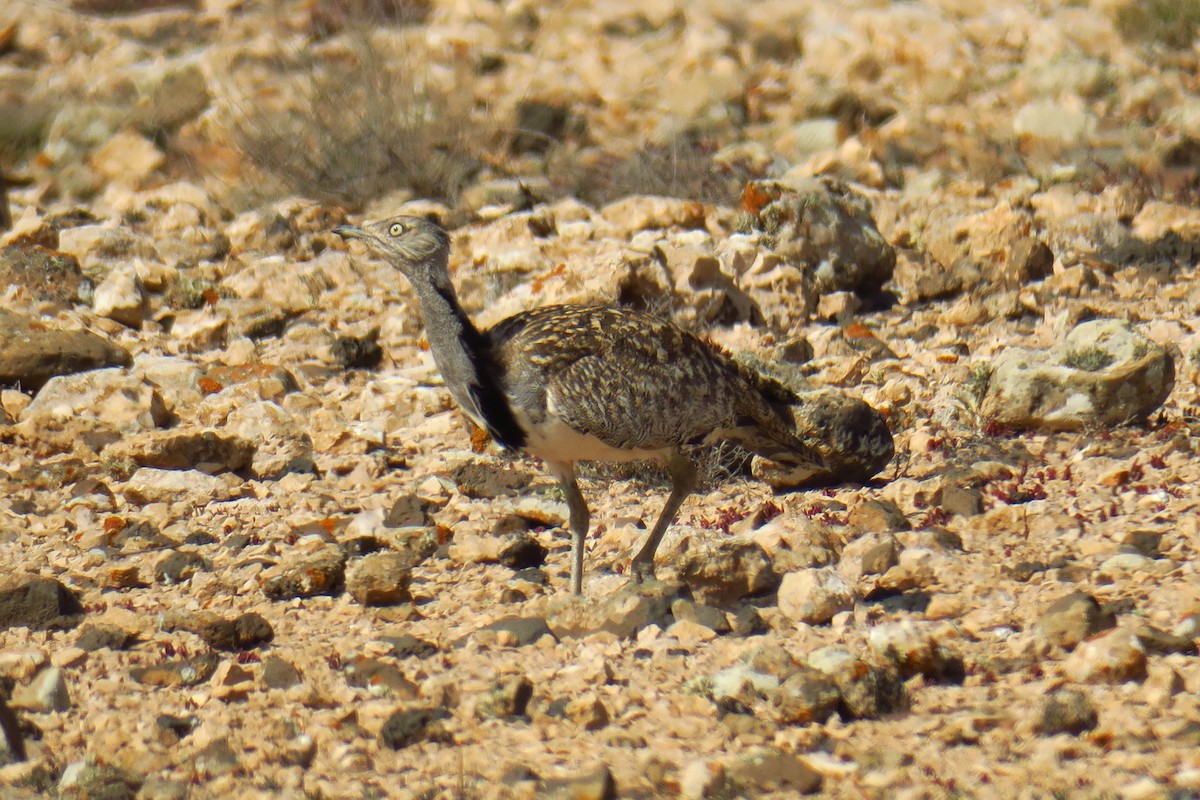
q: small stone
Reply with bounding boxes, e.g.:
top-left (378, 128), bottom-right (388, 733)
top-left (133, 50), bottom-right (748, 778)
top-left (124, 468), bottom-right (239, 506)
top-left (846, 499), bottom-right (911, 532)
top-left (539, 765), bottom-right (616, 800)
top-left (731, 606), bottom-right (767, 637)
top-left (1037, 592), bottom-right (1114, 651)
top-left (103, 429), bottom-right (255, 473)
top-left (60, 762), bottom-right (140, 800)
top-left (728, 748), bottom-right (823, 794)
top-left (671, 599), bottom-right (731, 634)
top-left (680, 759), bottom-right (735, 800)
top-left (379, 708), bottom-right (447, 749)
top-left (1037, 688), bottom-right (1098, 735)
top-left (839, 532), bottom-right (899, 587)
top-left (384, 493), bottom-right (435, 528)
top-left (497, 532), bottom-right (547, 570)
top-left (344, 656), bottom-right (418, 698)
top-left (262, 546), bottom-right (346, 600)
top-left (192, 737), bottom-right (239, 777)
top-left (378, 634), bottom-right (438, 660)
top-left (261, 656), bottom-right (302, 690)
top-left (76, 624), bottom-right (132, 651)
top-left (129, 652), bottom-right (219, 687)
top-left (937, 484), bottom-right (984, 517)
top-left (768, 667), bottom-right (841, 725)
top-left (809, 648), bottom-right (907, 719)
top-left (678, 536), bottom-right (779, 606)
top-left (545, 580), bottom-right (681, 639)
top-left (92, 265), bottom-right (147, 328)
top-left (867, 621), bottom-right (965, 682)
top-left (154, 550), bottom-right (208, 584)
top-left (477, 675), bottom-right (533, 720)
top-left (0, 575), bottom-right (84, 631)
top-left (1004, 238), bottom-right (1054, 284)
top-left (9, 666), bottom-right (70, 712)
top-left (565, 693), bottom-right (609, 730)
top-left (476, 616), bottom-right (554, 646)
top-left (154, 714), bottom-right (200, 745)
top-left (345, 551), bottom-right (413, 606)
top-left (1065, 627), bottom-right (1147, 684)
top-left (777, 568), bottom-right (855, 625)
top-left (222, 400), bottom-right (314, 479)
top-left (1130, 620), bottom-right (1197, 656)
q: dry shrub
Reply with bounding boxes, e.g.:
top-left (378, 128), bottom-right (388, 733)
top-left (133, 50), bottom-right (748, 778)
top-left (216, 8), bottom-right (492, 207)
top-left (547, 135), bottom-right (765, 207)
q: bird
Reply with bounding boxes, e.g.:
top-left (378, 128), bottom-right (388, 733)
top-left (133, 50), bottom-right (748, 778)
top-left (334, 215), bottom-right (825, 595)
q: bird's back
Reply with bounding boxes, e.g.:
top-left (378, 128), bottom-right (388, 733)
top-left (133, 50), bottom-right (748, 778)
top-left (485, 305), bottom-right (803, 457)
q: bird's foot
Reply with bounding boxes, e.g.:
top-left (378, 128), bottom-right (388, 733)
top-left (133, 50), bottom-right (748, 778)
top-left (630, 559), bottom-right (656, 584)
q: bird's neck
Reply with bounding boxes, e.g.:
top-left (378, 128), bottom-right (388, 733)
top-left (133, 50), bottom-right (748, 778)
top-left (409, 259), bottom-right (527, 449)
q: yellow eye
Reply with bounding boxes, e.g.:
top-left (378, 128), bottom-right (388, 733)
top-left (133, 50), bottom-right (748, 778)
top-left (389, 222), bottom-right (406, 236)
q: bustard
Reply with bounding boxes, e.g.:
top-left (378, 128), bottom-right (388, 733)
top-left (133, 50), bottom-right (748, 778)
top-left (334, 216), bottom-right (824, 594)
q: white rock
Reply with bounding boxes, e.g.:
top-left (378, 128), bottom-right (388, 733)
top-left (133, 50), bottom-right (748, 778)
top-left (10, 666), bottom-right (71, 712)
top-left (21, 368), bottom-right (169, 435)
top-left (1064, 628), bottom-right (1147, 684)
top-left (777, 567), bottom-right (855, 625)
top-left (92, 265), bottom-right (148, 328)
top-left (123, 467), bottom-right (240, 506)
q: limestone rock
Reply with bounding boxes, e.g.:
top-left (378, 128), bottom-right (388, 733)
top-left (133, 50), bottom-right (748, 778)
top-left (102, 429), bottom-right (254, 473)
top-left (742, 177), bottom-right (895, 296)
top-left (977, 319), bottom-right (1174, 431)
top-left (777, 568), bottom-right (854, 625)
top-left (0, 310), bottom-right (130, 392)
top-left (677, 536), bottom-right (779, 606)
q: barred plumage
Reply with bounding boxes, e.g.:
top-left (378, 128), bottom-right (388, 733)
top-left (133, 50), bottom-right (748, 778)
top-left (335, 215), bottom-right (824, 594)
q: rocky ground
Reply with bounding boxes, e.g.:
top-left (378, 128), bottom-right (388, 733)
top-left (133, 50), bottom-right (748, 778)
top-left (3, 0), bottom-right (1200, 798)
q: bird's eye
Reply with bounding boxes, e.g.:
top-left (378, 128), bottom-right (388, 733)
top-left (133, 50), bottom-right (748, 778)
top-left (389, 222), bottom-right (406, 237)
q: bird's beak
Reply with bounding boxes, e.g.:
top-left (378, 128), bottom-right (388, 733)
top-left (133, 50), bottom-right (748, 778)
top-left (333, 224), bottom-right (365, 240)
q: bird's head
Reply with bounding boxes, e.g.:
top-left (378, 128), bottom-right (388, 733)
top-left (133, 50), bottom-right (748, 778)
top-left (334, 215), bottom-right (450, 277)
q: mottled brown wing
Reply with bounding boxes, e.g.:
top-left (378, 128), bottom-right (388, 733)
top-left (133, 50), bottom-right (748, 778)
top-left (488, 305), bottom-right (749, 450)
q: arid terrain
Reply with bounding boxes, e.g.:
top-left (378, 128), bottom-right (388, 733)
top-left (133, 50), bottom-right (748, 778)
top-left (2, 0), bottom-right (1200, 798)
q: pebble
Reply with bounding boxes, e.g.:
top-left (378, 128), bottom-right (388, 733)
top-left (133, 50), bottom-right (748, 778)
top-left (768, 667), bottom-right (841, 725)
top-left (671, 599), bottom-right (731, 634)
top-left (261, 546), bottom-right (346, 600)
top-left (728, 748), bottom-right (823, 794)
top-left (1065, 628), bottom-right (1147, 683)
top-left (261, 656), bottom-right (303, 690)
top-left (1036, 688), bottom-right (1098, 735)
top-left (154, 550), bottom-right (208, 584)
top-left (497, 532), bottom-right (548, 570)
top-left (9, 666), bottom-right (70, 712)
top-left (0, 311), bottom-right (131, 394)
top-left (0, 575), bottom-right (84, 631)
top-left (163, 611), bottom-right (273, 651)
top-left (808, 646), bottom-right (906, 719)
top-left (223, 401), bottom-right (315, 479)
top-left (679, 759), bottom-right (735, 800)
top-left (539, 765), bottom-right (616, 800)
top-left (476, 675), bottom-right (533, 720)
top-left (59, 762), bottom-right (139, 800)
top-left (544, 580), bottom-right (681, 639)
top-left (124, 468), bottom-right (239, 506)
top-left (345, 551), bottom-right (413, 606)
top-left (75, 624), bottom-right (133, 651)
top-left (565, 693), bottom-right (610, 730)
top-left (677, 535), bottom-right (779, 606)
top-left (1037, 592), bottom-right (1114, 652)
top-left (102, 429), bottom-right (255, 473)
top-left (0, 696), bottom-right (25, 764)
top-left (192, 737), bottom-right (239, 777)
top-left (846, 499), bottom-right (911, 532)
top-left (777, 567), bottom-right (855, 625)
top-left (379, 708), bottom-right (448, 749)
top-left (867, 621), bottom-right (965, 682)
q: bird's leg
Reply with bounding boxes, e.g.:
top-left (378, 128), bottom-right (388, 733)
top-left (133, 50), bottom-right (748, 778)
top-left (548, 461), bottom-right (590, 595)
top-left (630, 451), bottom-right (697, 583)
